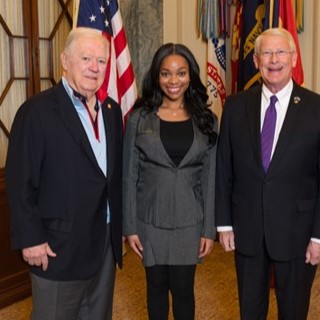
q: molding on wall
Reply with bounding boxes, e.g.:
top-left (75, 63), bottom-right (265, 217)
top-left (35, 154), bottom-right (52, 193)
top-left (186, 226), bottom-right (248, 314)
top-left (0, 269), bottom-right (31, 309)
top-left (176, 0), bottom-right (183, 42)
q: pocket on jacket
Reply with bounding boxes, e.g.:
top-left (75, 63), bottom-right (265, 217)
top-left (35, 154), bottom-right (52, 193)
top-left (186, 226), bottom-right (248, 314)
top-left (42, 219), bottom-right (74, 233)
top-left (136, 183), bottom-right (157, 224)
top-left (297, 198), bottom-right (316, 212)
top-left (137, 184), bottom-right (202, 229)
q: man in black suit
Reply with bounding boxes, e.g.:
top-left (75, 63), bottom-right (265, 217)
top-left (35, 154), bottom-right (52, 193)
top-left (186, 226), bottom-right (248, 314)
top-left (216, 27), bottom-right (320, 319)
top-left (6, 27), bottom-right (123, 320)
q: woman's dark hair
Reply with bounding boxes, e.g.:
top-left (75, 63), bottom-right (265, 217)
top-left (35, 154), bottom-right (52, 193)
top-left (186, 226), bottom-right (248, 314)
top-left (136, 43), bottom-right (217, 145)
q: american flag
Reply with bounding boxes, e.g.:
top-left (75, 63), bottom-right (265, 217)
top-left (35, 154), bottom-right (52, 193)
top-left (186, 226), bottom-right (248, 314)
top-left (73, 0), bottom-right (138, 119)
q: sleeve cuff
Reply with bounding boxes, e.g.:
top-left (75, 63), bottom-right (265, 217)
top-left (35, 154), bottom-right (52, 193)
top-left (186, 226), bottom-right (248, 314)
top-left (217, 226), bottom-right (233, 232)
top-left (311, 237), bottom-right (320, 244)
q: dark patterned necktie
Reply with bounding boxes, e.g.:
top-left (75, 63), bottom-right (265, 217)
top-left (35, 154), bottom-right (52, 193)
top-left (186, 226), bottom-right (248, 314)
top-left (261, 95), bottom-right (277, 172)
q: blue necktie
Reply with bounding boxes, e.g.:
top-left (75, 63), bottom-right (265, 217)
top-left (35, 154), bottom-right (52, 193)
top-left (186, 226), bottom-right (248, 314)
top-left (261, 95), bottom-right (277, 172)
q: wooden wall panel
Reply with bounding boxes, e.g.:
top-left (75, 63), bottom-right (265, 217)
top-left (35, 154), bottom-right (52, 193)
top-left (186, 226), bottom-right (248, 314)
top-left (0, 169), bottom-right (31, 308)
top-left (0, 0), bottom-right (33, 308)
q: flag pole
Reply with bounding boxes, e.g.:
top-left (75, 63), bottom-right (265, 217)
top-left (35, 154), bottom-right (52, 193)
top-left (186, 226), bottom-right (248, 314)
top-left (72, 0), bottom-right (79, 29)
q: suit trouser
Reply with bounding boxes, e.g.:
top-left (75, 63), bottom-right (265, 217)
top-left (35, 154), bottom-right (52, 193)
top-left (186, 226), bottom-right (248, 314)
top-left (30, 224), bottom-right (116, 320)
top-left (235, 244), bottom-right (317, 320)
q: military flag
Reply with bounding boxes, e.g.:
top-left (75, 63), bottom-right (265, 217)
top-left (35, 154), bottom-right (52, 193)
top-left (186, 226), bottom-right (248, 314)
top-left (198, 0), bottom-right (228, 124)
top-left (232, 0), bottom-right (304, 92)
top-left (235, 0), bottom-right (265, 91)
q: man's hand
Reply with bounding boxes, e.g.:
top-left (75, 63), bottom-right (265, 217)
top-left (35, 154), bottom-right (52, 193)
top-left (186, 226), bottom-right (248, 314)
top-left (305, 240), bottom-right (320, 265)
top-left (22, 242), bottom-right (57, 271)
top-left (219, 231), bottom-right (235, 252)
top-left (126, 235), bottom-right (143, 259)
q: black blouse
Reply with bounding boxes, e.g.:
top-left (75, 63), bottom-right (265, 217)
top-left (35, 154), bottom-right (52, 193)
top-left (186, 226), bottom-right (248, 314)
top-left (160, 118), bottom-right (194, 166)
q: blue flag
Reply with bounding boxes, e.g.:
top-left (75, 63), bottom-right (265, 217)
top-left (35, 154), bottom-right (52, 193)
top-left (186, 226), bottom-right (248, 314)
top-left (236, 0), bottom-right (265, 91)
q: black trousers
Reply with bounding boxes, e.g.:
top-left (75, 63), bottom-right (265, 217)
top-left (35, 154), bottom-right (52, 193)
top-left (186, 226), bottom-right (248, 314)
top-left (235, 245), bottom-right (317, 320)
top-left (145, 265), bottom-right (197, 320)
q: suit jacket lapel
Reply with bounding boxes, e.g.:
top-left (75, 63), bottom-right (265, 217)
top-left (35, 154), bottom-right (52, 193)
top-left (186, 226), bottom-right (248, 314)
top-left (101, 97), bottom-right (121, 180)
top-left (52, 82), bottom-right (103, 174)
top-left (146, 111), bottom-right (177, 166)
top-left (246, 87), bottom-right (264, 172)
top-left (268, 82), bottom-right (303, 172)
top-left (179, 121), bottom-right (208, 167)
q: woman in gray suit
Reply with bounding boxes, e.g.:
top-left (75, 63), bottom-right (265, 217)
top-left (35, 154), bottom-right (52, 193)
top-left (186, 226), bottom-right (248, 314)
top-left (123, 43), bottom-right (217, 320)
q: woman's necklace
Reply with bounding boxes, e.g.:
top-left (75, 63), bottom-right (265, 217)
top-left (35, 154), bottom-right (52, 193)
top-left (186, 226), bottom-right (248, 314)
top-left (161, 101), bottom-right (184, 116)
top-left (171, 108), bottom-right (182, 116)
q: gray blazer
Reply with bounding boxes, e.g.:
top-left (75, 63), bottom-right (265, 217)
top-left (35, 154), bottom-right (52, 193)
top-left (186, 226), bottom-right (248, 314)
top-left (123, 108), bottom-right (216, 239)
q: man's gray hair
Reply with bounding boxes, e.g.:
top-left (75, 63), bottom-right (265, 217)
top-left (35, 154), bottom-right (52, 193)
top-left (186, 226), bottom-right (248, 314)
top-left (254, 28), bottom-right (296, 54)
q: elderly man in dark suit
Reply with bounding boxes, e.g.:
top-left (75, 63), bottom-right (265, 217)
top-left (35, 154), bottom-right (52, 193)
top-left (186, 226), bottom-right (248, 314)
top-left (6, 27), bottom-right (123, 320)
top-left (216, 27), bottom-right (320, 319)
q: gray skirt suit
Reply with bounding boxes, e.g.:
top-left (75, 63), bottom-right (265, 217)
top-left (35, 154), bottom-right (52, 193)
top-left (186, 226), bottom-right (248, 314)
top-left (123, 108), bottom-right (216, 266)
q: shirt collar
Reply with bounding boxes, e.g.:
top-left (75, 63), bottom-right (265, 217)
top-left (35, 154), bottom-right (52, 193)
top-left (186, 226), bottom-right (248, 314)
top-left (62, 77), bottom-right (101, 110)
top-left (262, 80), bottom-right (293, 106)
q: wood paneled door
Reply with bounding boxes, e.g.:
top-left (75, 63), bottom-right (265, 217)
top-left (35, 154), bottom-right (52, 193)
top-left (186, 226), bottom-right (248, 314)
top-left (0, 0), bottom-right (73, 308)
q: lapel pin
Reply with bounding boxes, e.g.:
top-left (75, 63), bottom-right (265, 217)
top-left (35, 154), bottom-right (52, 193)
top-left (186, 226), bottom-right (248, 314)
top-left (107, 103), bottom-right (112, 109)
top-left (293, 96), bottom-right (300, 104)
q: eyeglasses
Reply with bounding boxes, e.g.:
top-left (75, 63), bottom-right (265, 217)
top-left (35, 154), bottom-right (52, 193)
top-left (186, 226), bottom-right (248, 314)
top-left (258, 50), bottom-right (293, 59)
